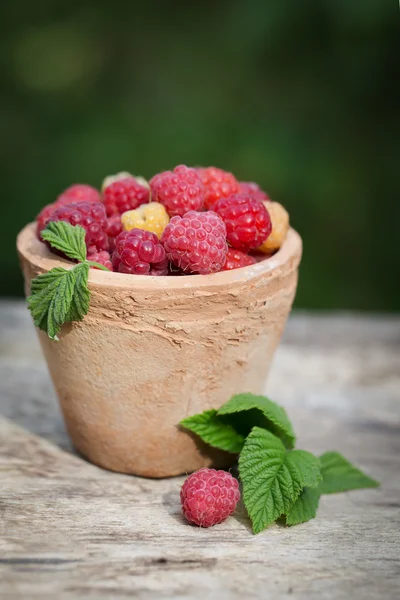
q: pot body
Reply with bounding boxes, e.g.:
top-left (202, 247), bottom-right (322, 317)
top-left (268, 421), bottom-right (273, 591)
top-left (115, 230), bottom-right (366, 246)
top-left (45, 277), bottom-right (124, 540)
top-left (17, 223), bottom-right (302, 477)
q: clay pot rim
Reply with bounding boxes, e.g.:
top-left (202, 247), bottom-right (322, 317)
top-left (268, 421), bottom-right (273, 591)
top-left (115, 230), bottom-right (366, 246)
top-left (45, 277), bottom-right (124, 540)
top-left (17, 222), bottom-right (302, 290)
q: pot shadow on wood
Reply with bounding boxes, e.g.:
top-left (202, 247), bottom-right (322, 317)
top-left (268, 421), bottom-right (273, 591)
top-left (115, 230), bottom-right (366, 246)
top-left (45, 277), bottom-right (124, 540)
top-left (179, 427), bottom-right (236, 472)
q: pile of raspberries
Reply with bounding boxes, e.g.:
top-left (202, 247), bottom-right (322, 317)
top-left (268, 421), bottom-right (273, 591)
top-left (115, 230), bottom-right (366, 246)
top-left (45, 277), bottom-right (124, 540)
top-left (36, 165), bottom-right (289, 276)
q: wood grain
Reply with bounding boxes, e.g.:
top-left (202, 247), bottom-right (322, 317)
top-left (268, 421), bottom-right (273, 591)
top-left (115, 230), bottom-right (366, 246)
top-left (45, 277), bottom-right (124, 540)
top-left (1, 301), bottom-right (399, 599)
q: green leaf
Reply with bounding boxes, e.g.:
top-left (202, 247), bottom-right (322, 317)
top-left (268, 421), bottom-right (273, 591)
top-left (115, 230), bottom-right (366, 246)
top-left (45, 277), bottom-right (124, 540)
top-left (27, 222), bottom-right (94, 340)
top-left (65, 263), bottom-right (91, 323)
top-left (218, 393), bottom-right (296, 449)
top-left (41, 221), bottom-right (87, 262)
top-left (180, 410), bottom-right (245, 454)
top-left (319, 452), bottom-right (379, 494)
top-left (285, 487), bottom-right (321, 526)
top-left (28, 268), bottom-right (68, 332)
top-left (46, 268), bottom-right (77, 340)
top-left (285, 452), bottom-right (379, 526)
top-left (27, 263), bottom-right (90, 341)
top-left (239, 428), bottom-right (321, 534)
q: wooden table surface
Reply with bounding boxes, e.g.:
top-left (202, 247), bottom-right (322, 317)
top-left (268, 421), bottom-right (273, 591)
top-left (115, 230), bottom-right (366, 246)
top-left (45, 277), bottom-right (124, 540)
top-left (1, 300), bottom-right (399, 599)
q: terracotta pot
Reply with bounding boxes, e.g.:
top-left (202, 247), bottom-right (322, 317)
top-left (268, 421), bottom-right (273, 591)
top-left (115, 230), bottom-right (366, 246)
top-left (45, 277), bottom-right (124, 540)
top-left (17, 223), bottom-right (302, 478)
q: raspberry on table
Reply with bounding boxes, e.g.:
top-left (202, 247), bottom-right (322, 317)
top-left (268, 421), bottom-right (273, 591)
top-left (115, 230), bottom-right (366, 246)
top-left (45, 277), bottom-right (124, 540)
top-left (212, 193), bottom-right (272, 252)
top-left (106, 214), bottom-right (123, 252)
top-left (150, 165), bottom-right (204, 217)
top-left (46, 202), bottom-right (109, 254)
top-left (239, 181), bottom-right (270, 203)
top-left (112, 229), bottom-right (168, 275)
top-left (198, 166), bottom-right (240, 210)
top-left (87, 251), bottom-right (113, 271)
top-left (161, 210), bottom-right (227, 275)
top-left (122, 202), bottom-right (170, 239)
top-left (56, 184), bottom-right (101, 205)
top-left (102, 176), bottom-right (150, 217)
top-left (181, 468), bottom-right (240, 528)
top-left (222, 247), bottom-right (257, 271)
top-left (256, 201), bottom-right (289, 254)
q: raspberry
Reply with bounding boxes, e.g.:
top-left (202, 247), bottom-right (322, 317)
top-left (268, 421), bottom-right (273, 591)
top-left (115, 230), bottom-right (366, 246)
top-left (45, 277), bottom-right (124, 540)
top-left (161, 210), bottom-right (227, 275)
top-left (102, 171), bottom-right (136, 190)
top-left (257, 201), bottom-right (289, 254)
top-left (57, 184), bottom-right (101, 205)
top-left (122, 202), bottom-right (170, 239)
top-left (112, 229), bottom-right (168, 275)
top-left (150, 165), bottom-right (204, 217)
top-left (46, 202), bottom-right (109, 254)
top-left (102, 177), bottom-right (150, 217)
top-left (222, 247), bottom-right (257, 271)
top-left (37, 203), bottom-right (57, 236)
top-left (212, 193), bottom-right (272, 252)
top-left (239, 181), bottom-right (270, 203)
top-left (87, 251), bottom-right (113, 271)
top-left (181, 468), bottom-right (240, 527)
top-left (106, 214), bottom-right (123, 252)
top-left (198, 166), bottom-right (240, 210)
top-left (36, 185), bottom-right (101, 237)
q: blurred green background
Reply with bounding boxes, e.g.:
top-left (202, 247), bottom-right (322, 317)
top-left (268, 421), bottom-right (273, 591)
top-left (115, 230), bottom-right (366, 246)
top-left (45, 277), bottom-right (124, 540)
top-left (1, 0), bottom-right (399, 309)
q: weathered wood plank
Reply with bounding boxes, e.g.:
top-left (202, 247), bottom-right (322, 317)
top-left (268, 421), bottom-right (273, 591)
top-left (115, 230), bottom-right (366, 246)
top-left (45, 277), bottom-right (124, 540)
top-left (1, 301), bottom-right (399, 599)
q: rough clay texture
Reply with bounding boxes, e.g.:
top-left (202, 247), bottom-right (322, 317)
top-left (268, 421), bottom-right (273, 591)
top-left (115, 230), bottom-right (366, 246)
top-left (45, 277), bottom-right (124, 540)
top-left (17, 223), bottom-right (302, 477)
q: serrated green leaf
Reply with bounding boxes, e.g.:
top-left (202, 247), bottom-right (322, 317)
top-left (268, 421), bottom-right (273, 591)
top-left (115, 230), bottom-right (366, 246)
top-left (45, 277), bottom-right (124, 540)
top-left (30, 267), bottom-right (67, 295)
top-left (285, 487), bottom-right (321, 526)
top-left (218, 393), bottom-right (296, 449)
top-left (41, 221), bottom-right (87, 262)
top-left (65, 263), bottom-right (90, 322)
top-left (27, 262), bottom-right (91, 341)
top-left (28, 269), bottom-right (69, 331)
top-left (285, 450), bottom-right (322, 489)
top-left (27, 222), bottom-right (93, 340)
top-left (319, 452), bottom-right (379, 494)
top-left (46, 268), bottom-right (77, 340)
top-left (239, 428), bottom-right (321, 534)
top-left (180, 410), bottom-right (245, 454)
top-left (285, 452), bottom-right (379, 526)
top-left (28, 270), bottom-right (69, 330)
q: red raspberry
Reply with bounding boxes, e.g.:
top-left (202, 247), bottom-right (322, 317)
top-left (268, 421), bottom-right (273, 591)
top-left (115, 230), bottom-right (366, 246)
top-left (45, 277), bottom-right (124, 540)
top-left (37, 203), bottom-right (57, 236)
top-left (150, 165), bottom-right (204, 217)
top-left (239, 181), bottom-right (270, 203)
top-left (198, 166), bottom-right (240, 210)
top-left (181, 468), bottom-right (240, 527)
top-left (113, 229), bottom-right (168, 275)
top-left (47, 202), bottom-right (109, 254)
top-left (57, 184), bottom-right (101, 205)
top-left (106, 214), bottom-right (123, 252)
top-left (36, 185), bottom-right (100, 237)
top-left (161, 210), bottom-right (227, 275)
top-left (222, 247), bottom-right (257, 271)
top-left (212, 193), bottom-right (272, 252)
top-left (102, 177), bottom-right (150, 217)
top-left (87, 251), bottom-right (113, 271)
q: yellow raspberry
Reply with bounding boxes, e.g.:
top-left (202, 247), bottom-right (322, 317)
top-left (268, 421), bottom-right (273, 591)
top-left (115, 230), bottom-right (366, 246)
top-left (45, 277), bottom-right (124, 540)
top-left (257, 201), bottom-right (289, 253)
top-left (121, 202), bottom-right (170, 239)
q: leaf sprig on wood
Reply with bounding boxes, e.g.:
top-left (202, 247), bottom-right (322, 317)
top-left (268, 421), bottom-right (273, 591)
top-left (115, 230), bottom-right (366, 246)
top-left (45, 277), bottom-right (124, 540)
top-left (27, 221), bottom-right (110, 341)
top-left (180, 393), bottom-right (380, 534)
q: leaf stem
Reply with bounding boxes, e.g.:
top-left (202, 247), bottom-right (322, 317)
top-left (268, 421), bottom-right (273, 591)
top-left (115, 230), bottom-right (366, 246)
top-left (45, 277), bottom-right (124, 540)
top-left (85, 261), bottom-right (111, 272)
